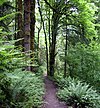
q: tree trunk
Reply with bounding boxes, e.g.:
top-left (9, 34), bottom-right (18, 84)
top-left (47, 6), bottom-right (51, 76)
top-left (17, 0), bottom-right (23, 46)
top-left (37, 0), bottom-right (49, 73)
top-left (30, 0), bottom-right (35, 71)
top-left (37, 25), bottom-right (42, 64)
top-left (15, 0), bottom-right (23, 46)
top-left (49, 11), bottom-right (60, 76)
top-left (15, 0), bottom-right (17, 41)
top-left (24, 0), bottom-right (31, 71)
top-left (64, 25), bottom-right (68, 78)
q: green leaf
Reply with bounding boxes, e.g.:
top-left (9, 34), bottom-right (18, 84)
top-left (0, 0), bottom-right (7, 6)
top-left (0, 12), bottom-right (20, 21)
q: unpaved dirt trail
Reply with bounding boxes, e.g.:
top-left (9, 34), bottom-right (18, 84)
top-left (42, 76), bottom-right (67, 108)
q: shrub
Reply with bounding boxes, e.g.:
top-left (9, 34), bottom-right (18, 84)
top-left (57, 77), bottom-right (100, 108)
top-left (54, 73), bottom-right (78, 88)
top-left (0, 29), bottom-right (21, 107)
top-left (67, 43), bottom-right (100, 91)
top-left (0, 73), bottom-right (12, 107)
top-left (7, 69), bottom-right (44, 108)
top-left (0, 12), bottom-right (44, 108)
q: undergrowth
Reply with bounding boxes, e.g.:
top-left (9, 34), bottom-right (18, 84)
top-left (54, 74), bottom-right (100, 108)
top-left (0, 23), bottom-right (44, 107)
top-left (7, 69), bottom-right (44, 108)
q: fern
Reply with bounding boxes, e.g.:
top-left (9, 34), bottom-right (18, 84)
top-left (57, 77), bottom-right (100, 108)
top-left (7, 69), bottom-right (44, 108)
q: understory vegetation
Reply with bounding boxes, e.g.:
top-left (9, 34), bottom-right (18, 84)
top-left (67, 43), bottom-right (100, 91)
top-left (54, 43), bottom-right (100, 107)
top-left (0, 28), bottom-right (44, 108)
top-left (55, 74), bottom-right (100, 108)
top-left (8, 69), bottom-right (44, 108)
top-left (0, 43), bottom-right (44, 108)
top-left (1, 70), bottom-right (44, 108)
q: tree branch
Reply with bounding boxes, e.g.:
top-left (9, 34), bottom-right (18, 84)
top-left (43, 0), bottom-right (57, 12)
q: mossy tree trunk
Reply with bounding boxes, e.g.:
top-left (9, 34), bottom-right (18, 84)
top-left (17, 0), bottom-right (23, 46)
top-left (37, 0), bottom-right (49, 73)
top-left (64, 27), bottom-right (68, 78)
top-left (49, 10), bottom-right (60, 76)
top-left (30, 0), bottom-right (35, 71)
top-left (15, 0), bottom-right (23, 46)
top-left (24, 0), bottom-right (31, 71)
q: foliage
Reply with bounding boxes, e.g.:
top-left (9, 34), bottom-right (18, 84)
top-left (54, 73), bottom-right (78, 88)
top-left (67, 43), bottom-right (100, 91)
top-left (0, 38), bottom-right (44, 108)
top-left (55, 76), bottom-right (100, 108)
top-left (0, 0), bottom-right (7, 6)
top-left (0, 73), bottom-right (11, 107)
top-left (0, 29), bottom-right (44, 108)
top-left (7, 69), bottom-right (44, 108)
top-left (0, 27), bottom-right (21, 107)
top-left (0, 40), bottom-right (24, 72)
top-left (0, 1), bottom-right (16, 33)
top-left (0, 13), bottom-right (36, 107)
top-left (0, 12), bottom-right (19, 22)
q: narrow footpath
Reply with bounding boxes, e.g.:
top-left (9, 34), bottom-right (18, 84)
top-left (42, 76), bottom-right (67, 108)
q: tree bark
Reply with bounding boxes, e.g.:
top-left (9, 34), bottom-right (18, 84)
top-left (24, 0), bottom-right (31, 71)
top-left (17, 0), bottom-right (23, 46)
top-left (15, 0), bottom-right (23, 46)
top-left (30, 0), bottom-right (35, 71)
top-left (64, 25), bottom-right (68, 78)
top-left (47, 5), bottom-right (51, 76)
top-left (37, 25), bottom-right (42, 64)
top-left (37, 0), bottom-right (49, 73)
top-left (15, 0), bottom-right (18, 41)
top-left (49, 10), bottom-right (60, 76)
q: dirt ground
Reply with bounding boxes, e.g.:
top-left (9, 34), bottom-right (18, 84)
top-left (42, 76), bottom-right (67, 108)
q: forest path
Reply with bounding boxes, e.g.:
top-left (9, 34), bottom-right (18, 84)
top-left (42, 76), bottom-right (67, 108)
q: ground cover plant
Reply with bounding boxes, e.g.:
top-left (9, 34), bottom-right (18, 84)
top-left (66, 43), bottom-right (100, 91)
top-left (0, 26), bottom-right (44, 108)
top-left (54, 74), bottom-right (100, 108)
top-left (7, 69), bottom-right (44, 108)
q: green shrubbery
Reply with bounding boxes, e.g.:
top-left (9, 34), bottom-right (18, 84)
top-left (0, 73), bottom-right (12, 107)
top-left (7, 69), bottom-right (44, 108)
top-left (54, 74), bottom-right (100, 108)
top-left (67, 43), bottom-right (100, 91)
top-left (55, 42), bottom-right (100, 108)
top-left (0, 40), bottom-right (44, 107)
top-left (54, 73), bottom-right (78, 88)
top-left (0, 26), bottom-right (44, 107)
top-left (57, 42), bottom-right (100, 91)
top-left (0, 33), bottom-right (18, 107)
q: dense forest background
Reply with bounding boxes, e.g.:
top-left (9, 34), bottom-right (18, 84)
top-left (0, 0), bottom-right (100, 108)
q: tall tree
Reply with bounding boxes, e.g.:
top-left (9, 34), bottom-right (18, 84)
top-left (44, 0), bottom-right (65, 76)
top-left (64, 23), bottom-right (68, 78)
top-left (37, 0), bottom-right (49, 73)
top-left (49, 1), bottom-right (64, 76)
top-left (17, 0), bottom-right (23, 46)
top-left (49, 11), bottom-right (60, 76)
top-left (30, 0), bottom-right (35, 71)
top-left (24, 0), bottom-right (31, 70)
